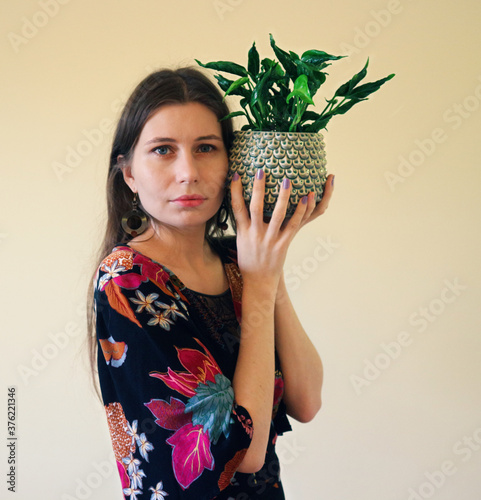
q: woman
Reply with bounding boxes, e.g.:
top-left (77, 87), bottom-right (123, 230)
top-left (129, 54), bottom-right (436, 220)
top-left (88, 67), bottom-right (334, 499)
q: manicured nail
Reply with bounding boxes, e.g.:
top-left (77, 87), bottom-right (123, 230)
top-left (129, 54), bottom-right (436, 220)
top-left (256, 169), bottom-right (264, 180)
top-left (301, 196), bottom-right (308, 204)
top-left (233, 172), bottom-right (240, 181)
top-left (331, 175), bottom-right (335, 186)
top-left (282, 178), bottom-right (290, 189)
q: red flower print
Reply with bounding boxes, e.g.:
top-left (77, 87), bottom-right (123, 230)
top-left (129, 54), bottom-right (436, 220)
top-left (144, 397), bottom-right (192, 431)
top-left (149, 339), bottom-right (222, 397)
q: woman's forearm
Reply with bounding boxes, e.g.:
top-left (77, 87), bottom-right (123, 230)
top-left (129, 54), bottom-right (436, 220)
top-left (233, 278), bottom-right (277, 473)
top-left (274, 272), bottom-right (323, 423)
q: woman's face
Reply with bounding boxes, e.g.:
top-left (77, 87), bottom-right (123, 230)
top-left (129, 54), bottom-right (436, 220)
top-left (122, 102), bottom-right (228, 232)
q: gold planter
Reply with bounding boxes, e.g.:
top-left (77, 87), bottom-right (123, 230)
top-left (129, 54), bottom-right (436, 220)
top-left (228, 130), bottom-right (328, 216)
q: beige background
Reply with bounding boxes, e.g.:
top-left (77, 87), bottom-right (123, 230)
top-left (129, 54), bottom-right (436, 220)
top-left (2, 0), bottom-right (480, 498)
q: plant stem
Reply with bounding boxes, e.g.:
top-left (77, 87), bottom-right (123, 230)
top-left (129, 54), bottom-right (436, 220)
top-left (289, 97), bottom-right (307, 132)
top-left (318, 99), bottom-right (333, 117)
top-left (328, 97), bottom-right (348, 117)
top-left (251, 104), bottom-right (263, 130)
top-left (244, 109), bottom-right (255, 128)
top-left (288, 95), bottom-right (298, 132)
top-left (316, 96), bottom-right (348, 124)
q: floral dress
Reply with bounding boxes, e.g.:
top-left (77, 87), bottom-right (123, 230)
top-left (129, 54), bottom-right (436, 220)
top-left (94, 236), bottom-right (291, 499)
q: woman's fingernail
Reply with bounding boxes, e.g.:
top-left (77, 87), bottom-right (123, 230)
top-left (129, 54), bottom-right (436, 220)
top-left (282, 178), bottom-right (290, 189)
top-left (301, 195), bottom-right (308, 204)
top-left (331, 175), bottom-right (335, 186)
top-left (256, 169), bottom-right (264, 180)
top-left (233, 172), bottom-right (240, 181)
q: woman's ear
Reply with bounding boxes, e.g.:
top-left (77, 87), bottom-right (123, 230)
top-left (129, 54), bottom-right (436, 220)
top-left (118, 155), bottom-right (136, 192)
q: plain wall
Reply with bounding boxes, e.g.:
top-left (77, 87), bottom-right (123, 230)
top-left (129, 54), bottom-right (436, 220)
top-left (1, 1), bottom-right (480, 498)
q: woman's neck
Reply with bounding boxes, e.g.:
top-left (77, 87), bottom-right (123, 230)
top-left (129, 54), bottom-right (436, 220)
top-left (128, 223), bottom-right (216, 271)
top-left (127, 222), bottom-right (229, 295)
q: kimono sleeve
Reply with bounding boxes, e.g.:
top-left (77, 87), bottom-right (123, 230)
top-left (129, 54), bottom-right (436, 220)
top-left (93, 258), bottom-right (254, 500)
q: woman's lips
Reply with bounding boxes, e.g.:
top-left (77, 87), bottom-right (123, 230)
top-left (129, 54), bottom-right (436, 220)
top-left (171, 195), bottom-right (206, 207)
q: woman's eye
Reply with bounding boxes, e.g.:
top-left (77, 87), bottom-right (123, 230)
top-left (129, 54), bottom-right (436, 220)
top-left (198, 144), bottom-right (215, 153)
top-left (153, 145), bottom-right (171, 155)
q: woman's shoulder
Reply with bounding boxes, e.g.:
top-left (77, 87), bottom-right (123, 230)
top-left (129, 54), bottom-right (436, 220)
top-left (96, 245), bottom-right (143, 286)
top-left (97, 245), bottom-right (136, 272)
top-left (94, 244), bottom-right (191, 331)
top-left (95, 244), bottom-right (181, 297)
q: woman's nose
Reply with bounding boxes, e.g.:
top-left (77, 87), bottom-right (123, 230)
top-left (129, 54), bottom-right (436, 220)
top-left (176, 153), bottom-right (199, 183)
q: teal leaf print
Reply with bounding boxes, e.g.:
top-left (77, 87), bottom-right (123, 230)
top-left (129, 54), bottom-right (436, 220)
top-left (184, 373), bottom-right (234, 445)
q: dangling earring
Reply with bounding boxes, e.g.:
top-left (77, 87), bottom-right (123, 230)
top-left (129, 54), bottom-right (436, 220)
top-left (121, 192), bottom-right (149, 237)
top-left (216, 199), bottom-right (229, 231)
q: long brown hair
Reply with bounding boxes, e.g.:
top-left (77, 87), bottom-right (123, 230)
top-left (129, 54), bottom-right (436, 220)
top-left (86, 67), bottom-right (234, 399)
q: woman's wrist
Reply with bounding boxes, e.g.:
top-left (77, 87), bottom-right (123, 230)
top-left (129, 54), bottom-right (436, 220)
top-left (242, 275), bottom-right (279, 301)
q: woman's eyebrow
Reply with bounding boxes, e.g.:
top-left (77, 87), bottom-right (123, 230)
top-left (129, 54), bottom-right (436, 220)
top-left (144, 134), bottom-right (222, 146)
top-left (144, 137), bottom-right (176, 146)
top-left (195, 134), bottom-right (223, 141)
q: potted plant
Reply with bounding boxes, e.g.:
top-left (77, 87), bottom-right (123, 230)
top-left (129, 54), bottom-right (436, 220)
top-left (197, 34), bottom-right (394, 216)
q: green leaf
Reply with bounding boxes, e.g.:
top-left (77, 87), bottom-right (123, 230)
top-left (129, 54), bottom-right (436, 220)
top-left (219, 110), bottom-right (246, 122)
top-left (308, 70), bottom-right (327, 97)
top-left (296, 59), bottom-right (319, 78)
top-left (195, 59), bottom-right (248, 77)
top-left (304, 116), bottom-right (332, 132)
top-left (248, 42), bottom-right (260, 78)
top-left (347, 73), bottom-right (395, 99)
top-left (269, 33), bottom-right (297, 82)
top-left (288, 50), bottom-right (301, 63)
top-left (251, 67), bottom-right (273, 120)
top-left (295, 61), bottom-right (327, 98)
top-left (301, 49), bottom-right (344, 67)
top-left (239, 98), bottom-right (256, 128)
top-left (270, 92), bottom-right (291, 130)
top-left (213, 74), bottom-right (233, 92)
top-left (334, 58), bottom-right (369, 97)
top-left (214, 74), bottom-right (251, 99)
top-left (271, 64), bottom-right (285, 80)
top-left (334, 98), bottom-right (363, 115)
top-left (273, 77), bottom-right (291, 99)
top-left (286, 75), bottom-right (314, 105)
top-left (261, 57), bottom-right (276, 70)
top-left (224, 76), bottom-right (249, 97)
top-left (261, 58), bottom-right (284, 79)
top-left (299, 110), bottom-right (321, 123)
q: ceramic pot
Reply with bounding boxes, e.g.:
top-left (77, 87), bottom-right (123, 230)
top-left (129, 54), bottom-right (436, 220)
top-left (228, 130), bottom-right (328, 217)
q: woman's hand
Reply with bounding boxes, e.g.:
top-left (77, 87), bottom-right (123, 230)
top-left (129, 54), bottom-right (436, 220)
top-left (230, 171), bottom-right (335, 287)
